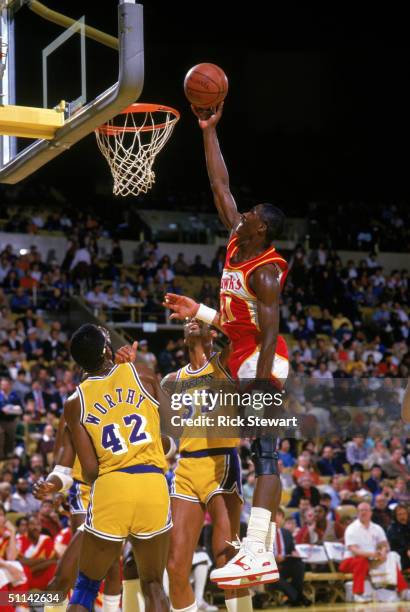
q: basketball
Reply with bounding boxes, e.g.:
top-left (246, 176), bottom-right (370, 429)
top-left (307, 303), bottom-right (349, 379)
top-left (184, 63), bottom-right (228, 108)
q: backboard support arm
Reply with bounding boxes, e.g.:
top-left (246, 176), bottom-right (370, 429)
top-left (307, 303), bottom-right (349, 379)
top-left (0, 0), bottom-right (144, 184)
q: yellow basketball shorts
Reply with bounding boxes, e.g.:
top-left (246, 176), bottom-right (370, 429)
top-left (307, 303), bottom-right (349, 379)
top-left (171, 447), bottom-right (243, 505)
top-left (85, 465), bottom-right (172, 542)
top-left (68, 479), bottom-right (90, 515)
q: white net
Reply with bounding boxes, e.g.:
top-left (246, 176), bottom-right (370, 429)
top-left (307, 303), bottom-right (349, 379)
top-left (95, 104), bottom-right (180, 197)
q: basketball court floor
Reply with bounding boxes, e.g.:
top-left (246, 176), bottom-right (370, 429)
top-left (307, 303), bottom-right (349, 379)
top-left (267, 604), bottom-right (410, 612)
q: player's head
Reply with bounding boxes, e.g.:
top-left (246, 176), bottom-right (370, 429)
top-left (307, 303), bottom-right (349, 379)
top-left (70, 324), bottom-right (113, 372)
top-left (183, 318), bottom-right (214, 350)
top-left (236, 203), bottom-right (285, 244)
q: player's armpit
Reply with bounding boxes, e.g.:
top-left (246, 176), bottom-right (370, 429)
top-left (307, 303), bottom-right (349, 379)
top-left (64, 395), bottom-right (99, 483)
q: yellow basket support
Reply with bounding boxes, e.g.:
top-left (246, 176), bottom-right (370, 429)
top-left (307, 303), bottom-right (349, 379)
top-left (0, 103), bottom-right (65, 139)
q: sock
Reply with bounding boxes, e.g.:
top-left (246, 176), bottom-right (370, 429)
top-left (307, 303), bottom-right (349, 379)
top-left (170, 601), bottom-right (198, 612)
top-left (225, 595), bottom-right (253, 612)
top-left (122, 579), bottom-right (145, 612)
top-left (163, 568), bottom-right (169, 597)
top-left (265, 521), bottom-right (277, 552)
top-left (44, 599), bottom-right (68, 612)
top-left (102, 593), bottom-right (121, 611)
top-left (193, 563), bottom-right (209, 604)
top-left (246, 507), bottom-right (271, 547)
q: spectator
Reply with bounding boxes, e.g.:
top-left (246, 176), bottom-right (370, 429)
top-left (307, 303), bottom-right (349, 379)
top-left (288, 475), bottom-right (321, 508)
top-left (267, 507), bottom-right (310, 607)
top-left (17, 514), bottom-right (57, 592)
top-left (173, 253), bottom-right (190, 276)
top-left (393, 477), bottom-right (410, 504)
top-left (371, 494), bottom-right (393, 531)
top-left (317, 444), bottom-right (346, 476)
top-left (138, 340), bottom-right (157, 371)
top-left (364, 465), bottom-right (384, 496)
top-left (365, 440), bottom-right (391, 469)
top-left (190, 255), bottom-right (208, 276)
top-left (387, 504), bottom-right (410, 573)
top-left (38, 500), bottom-right (61, 538)
top-left (0, 483), bottom-right (12, 512)
top-left (278, 439), bottom-right (295, 467)
top-left (36, 425), bottom-right (55, 467)
top-left (383, 448), bottom-right (410, 482)
top-left (292, 452), bottom-right (320, 485)
top-left (292, 498), bottom-right (313, 529)
top-left (346, 434), bottom-right (369, 466)
top-left (10, 479), bottom-right (40, 514)
top-left (295, 507), bottom-right (319, 544)
top-left (339, 502), bottom-right (408, 603)
top-left (0, 378), bottom-right (22, 459)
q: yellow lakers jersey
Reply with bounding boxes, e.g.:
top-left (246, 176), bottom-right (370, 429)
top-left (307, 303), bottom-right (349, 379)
top-left (176, 352), bottom-right (240, 453)
top-left (78, 363), bottom-right (166, 475)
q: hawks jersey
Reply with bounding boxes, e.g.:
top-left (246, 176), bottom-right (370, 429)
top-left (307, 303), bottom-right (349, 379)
top-left (175, 352), bottom-right (240, 453)
top-left (220, 235), bottom-right (288, 363)
top-left (16, 533), bottom-right (55, 560)
top-left (54, 527), bottom-right (71, 558)
top-left (0, 528), bottom-right (11, 559)
top-left (78, 362), bottom-right (166, 475)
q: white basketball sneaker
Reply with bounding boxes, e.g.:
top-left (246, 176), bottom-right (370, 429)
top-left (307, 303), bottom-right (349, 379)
top-left (210, 537), bottom-right (279, 589)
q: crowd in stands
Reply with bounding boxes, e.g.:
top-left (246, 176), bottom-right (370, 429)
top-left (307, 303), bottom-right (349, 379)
top-left (0, 195), bottom-right (408, 605)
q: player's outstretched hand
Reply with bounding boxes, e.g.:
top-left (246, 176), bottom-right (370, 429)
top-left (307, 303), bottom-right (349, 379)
top-left (191, 101), bottom-right (224, 129)
top-left (163, 293), bottom-right (199, 320)
top-left (33, 479), bottom-right (59, 500)
top-left (115, 341), bottom-right (138, 364)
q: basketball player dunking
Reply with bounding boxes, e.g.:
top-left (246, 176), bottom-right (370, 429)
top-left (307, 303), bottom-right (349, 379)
top-left (164, 102), bottom-right (289, 588)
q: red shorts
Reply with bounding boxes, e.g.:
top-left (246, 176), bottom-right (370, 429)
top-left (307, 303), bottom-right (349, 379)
top-left (228, 334), bottom-right (289, 384)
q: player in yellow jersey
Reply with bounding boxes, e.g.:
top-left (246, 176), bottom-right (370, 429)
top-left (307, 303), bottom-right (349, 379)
top-left (33, 414), bottom-right (122, 612)
top-left (61, 324), bottom-right (170, 612)
top-left (164, 319), bottom-right (252, 612)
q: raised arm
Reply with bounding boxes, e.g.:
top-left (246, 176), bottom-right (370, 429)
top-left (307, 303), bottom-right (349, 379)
top-left (193, 103), bottom-right (240, 231)
top-left (250, 264), bottom-right (281, 380)
top-left (33, 415), bottom-right (77, 500)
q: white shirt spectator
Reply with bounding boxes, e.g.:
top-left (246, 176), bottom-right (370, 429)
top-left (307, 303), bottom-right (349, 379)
top-left (362, 349), bottom-right (383, 364)
top-left (85, 288), bottom-right (107, 309)
top-left (70, 247), bottom-right (91, 270)
top-left (343, 518), bottom-right (386, 559)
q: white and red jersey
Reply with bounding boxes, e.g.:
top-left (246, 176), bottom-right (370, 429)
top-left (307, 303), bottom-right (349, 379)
top-left (54, 527), bottom-right (72, 558)
top-left (16, 533), bottom-right (55, 560)
top-left (0, 528), bottom-right (11, 560)
top-left (220, 235), bottom-right (288, 379)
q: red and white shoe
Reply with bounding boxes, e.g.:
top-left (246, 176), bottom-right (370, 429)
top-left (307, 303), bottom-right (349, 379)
top-left (210, 537), bottom-right (279, 589)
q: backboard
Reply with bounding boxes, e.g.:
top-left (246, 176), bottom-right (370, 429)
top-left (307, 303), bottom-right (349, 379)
top-left (0, 0), bottom-right (144, 184)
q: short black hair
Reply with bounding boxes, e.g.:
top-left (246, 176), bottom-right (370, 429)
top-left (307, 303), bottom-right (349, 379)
top-left (257, 203), bottom-right (285, 242)
top-left (70, 324), bottom-right (106, 372)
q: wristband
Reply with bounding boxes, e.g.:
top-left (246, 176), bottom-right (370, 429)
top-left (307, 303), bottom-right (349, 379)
top-left (48, 465), bottom-right (73, 492)
top-left (165, 436), bottom-right (177, 459)
top-left (197, 303), bottom-right (218, 325)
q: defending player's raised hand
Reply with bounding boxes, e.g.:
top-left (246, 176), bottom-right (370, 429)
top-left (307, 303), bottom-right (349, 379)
top-left (191, 102), bottom-right (224, 130)
top-left (163, 293), bottom-right (199, 320)
top-left (33, 479), bottom-right (60, 500)
top-left (115, 341), bottom-right (138, 364)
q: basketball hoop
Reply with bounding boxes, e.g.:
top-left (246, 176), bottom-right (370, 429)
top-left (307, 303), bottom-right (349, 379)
top-left (95, 103), bottom-right (180, 197)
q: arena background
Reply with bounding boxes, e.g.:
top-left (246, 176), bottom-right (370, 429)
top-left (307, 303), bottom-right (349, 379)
top-left (0, 1), bottom-right (409, 610)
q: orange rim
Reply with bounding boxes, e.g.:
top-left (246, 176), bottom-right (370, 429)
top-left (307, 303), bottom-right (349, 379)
top-left (96, 103), bottom-right (180, 135)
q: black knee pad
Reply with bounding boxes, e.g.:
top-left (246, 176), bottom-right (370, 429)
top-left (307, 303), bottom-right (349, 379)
top-left (251, 437), bottom-right (279, 476)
